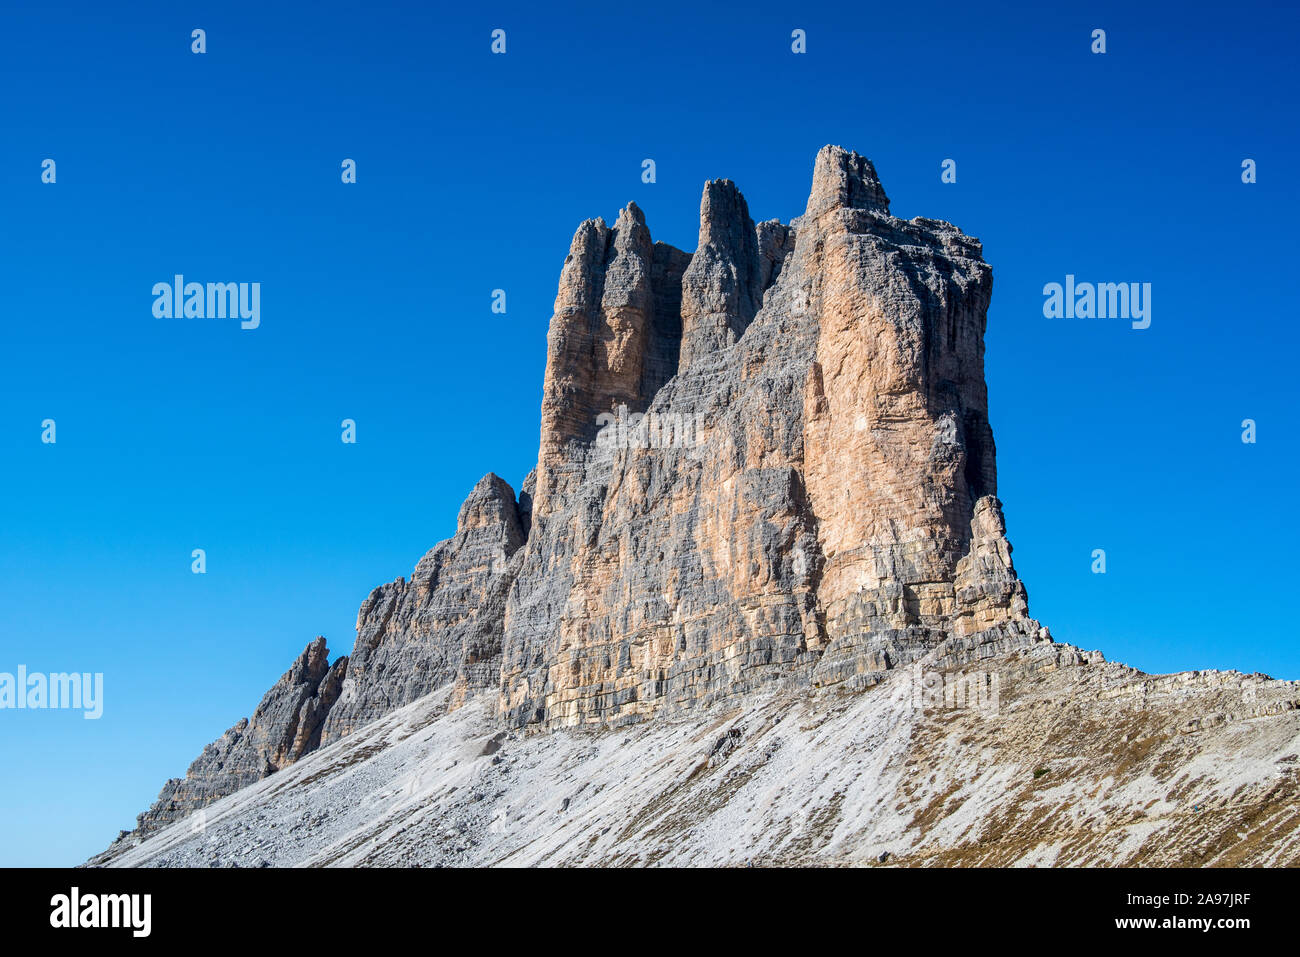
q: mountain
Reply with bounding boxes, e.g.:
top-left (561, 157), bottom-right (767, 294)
top-left (90, 146), bottom-right (1300, 866)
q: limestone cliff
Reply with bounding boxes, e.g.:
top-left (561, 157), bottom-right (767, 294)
top-left (500, 145), bottom-right (1031, 728)
top-left (125, 637), bottom-right (346, 837)
top-left (111, 146), bottom-right (1048, 845)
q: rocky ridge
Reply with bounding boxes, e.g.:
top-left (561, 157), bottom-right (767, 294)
top-left (96, 146), bottom-right (1299, 864)
top-left (123, 637), bottom-right (346, 838)
top-left (92, 642), bottom-right (1300, 867)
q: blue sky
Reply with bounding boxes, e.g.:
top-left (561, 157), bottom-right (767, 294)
top-left (1, 0), bottom-right (1296, 865)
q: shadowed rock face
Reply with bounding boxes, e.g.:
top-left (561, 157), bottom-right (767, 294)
top-left (127, 637), bottom-right (346, 836)
top-left (111, 146), bottom-right (1039, 845)
top-left (123, 475), bottom-right (526, 841)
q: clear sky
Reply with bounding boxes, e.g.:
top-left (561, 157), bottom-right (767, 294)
top-left (2, 0), bottom-right (1297, 866)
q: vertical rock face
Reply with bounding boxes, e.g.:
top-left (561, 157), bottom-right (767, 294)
top-left (129, 637), bottom-right (346, 837)
top-left (499, 145), bottom-right (1035, 728)
top-left (796, 145), bottom-right (1011, 682)
top-left (533, 204), bottom-right (690, 519)
top-left (756, 219), bottom-right (795, 294)
top-left (677, 179), bottom-right (762, 373)
top-left (114, 145), bottom-right (1040, 847)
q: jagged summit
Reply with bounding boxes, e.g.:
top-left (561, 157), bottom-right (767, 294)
top-left (94, 147), bottom-right (1300, 867)
top-left (678, 178), bottom-right (762, 372)
top-left (804, 144), bottom-right (891, 217)
top-left (455, 472), bottom-right (523, 536)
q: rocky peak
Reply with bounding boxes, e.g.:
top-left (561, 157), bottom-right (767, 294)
top-left (97, 146), bottom-right (1300, 871)
top-left (534, 204), bottom-right (690, 518)
top-left (802, 144), bottom-right (890, 219)
top-left (755, 219), bottom-right (796, 298)
top-left (320, 473), bottom-right (526, 743)
top-left (121, 636), bottom-right (347, 840)
top-left (456, 472), bottom-right (525, 545)
top-left (677, 179), bottom-right (763, 373)
top-left (498, 145), bottom-right (1031, 729)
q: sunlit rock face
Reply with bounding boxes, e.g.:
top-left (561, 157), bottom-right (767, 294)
top-left (499, 145), bottom-right (1034, 729)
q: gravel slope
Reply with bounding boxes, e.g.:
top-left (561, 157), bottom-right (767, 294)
top-left (90, 641), bottom-right (1300, 868)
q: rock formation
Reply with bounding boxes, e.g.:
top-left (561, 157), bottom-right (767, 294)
top-left (320, 473), bottom-right (526, 741)
top-left (499, 144), bottom-right (1030, 729)
top-left (89, 649), bottom-right (1300, 868)
top-left (101, 146), bottom-right (1294, 866)
top-left (126, 637), bottom-right (346, 836)
top-left (110, 145), bottom-right (1042, 843)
